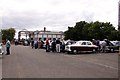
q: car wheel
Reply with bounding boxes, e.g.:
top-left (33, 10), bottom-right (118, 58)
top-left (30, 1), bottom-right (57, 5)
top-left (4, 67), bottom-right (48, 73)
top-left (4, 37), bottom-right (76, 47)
top-left (110, 49), bottom-right (114, 52)
top-left (92, 49), bottom-right (96, 53)
top-left (73, 50), bottom-right (77, 54)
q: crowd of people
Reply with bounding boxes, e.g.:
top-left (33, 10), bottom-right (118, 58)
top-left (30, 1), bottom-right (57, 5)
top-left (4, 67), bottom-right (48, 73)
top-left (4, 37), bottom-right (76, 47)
top-left (30, 38), bottom-right (115, 53)
top-left (31, 38), bottom-right (65, 53)
top-left (13, 38), bottom-right (118, 53)
top-left (1, 38), bottom-right (118, 56)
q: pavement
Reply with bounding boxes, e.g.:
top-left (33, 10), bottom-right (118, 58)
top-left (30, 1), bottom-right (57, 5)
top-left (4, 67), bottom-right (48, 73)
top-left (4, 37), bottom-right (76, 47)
top-left (1, 45), bottom-right (119, 78)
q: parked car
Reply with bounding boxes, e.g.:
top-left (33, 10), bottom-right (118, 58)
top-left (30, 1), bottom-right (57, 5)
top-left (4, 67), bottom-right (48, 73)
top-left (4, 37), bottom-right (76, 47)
top-left (64, 40), bottom-right (76, 45)
top-left (99, 41), bottom-right (119, 52)
top-left (0, 43), bottom-right (4, 55)
top-left (65, 41), bottom-right (98, 54)
top-left (110, 41), bottom-right (120, 46)
top-left (110, 41), bottom-right (120, 52)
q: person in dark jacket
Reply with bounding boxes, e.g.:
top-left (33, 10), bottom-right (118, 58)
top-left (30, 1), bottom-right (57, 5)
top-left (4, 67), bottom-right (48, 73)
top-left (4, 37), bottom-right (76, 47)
top-left (51, 39), bottom-right (56, 52)
top-left (31, 40), bottom-right (34, 48)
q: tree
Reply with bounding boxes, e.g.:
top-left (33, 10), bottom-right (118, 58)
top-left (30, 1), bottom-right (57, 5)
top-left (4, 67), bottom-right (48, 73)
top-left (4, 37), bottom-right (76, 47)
top-left (116, 30), bottom-right (120, 40)
top-left (64, 27), bottom-right (75, 40)
top-left (64, 21), bottom-right (118, 41)
top-left (1, 28), bottom-right (16, 41)
top-left (88, 22), bottom-right (116, 40)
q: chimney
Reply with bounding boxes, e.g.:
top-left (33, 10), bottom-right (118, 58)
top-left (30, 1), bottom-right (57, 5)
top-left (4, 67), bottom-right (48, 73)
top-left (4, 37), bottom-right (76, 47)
top-left (44, 27), bottom-right (46, 32)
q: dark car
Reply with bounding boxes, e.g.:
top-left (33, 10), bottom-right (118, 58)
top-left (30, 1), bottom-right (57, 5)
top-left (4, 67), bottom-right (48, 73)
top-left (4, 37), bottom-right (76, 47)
top-left (100, 41), bottom-right (119, 52)
top-left (110, 41), bottom-right (120, 52)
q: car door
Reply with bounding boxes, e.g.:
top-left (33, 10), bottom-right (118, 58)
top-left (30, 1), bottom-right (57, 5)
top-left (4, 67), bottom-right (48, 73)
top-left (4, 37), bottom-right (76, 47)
top-left (86, 42), bottom-right (94, 51)
top-left (80, 42), bottom-right (89, 51)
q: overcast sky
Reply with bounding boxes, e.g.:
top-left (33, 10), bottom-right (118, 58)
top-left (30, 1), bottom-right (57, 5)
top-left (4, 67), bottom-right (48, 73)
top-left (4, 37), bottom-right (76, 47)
top-left (0, 0), bottom-right (119, 34)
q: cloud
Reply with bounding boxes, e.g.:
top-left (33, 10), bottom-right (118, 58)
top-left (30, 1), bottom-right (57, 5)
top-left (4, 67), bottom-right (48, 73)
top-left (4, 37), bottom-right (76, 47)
top-left (1, 0), bottom-right (119, 32)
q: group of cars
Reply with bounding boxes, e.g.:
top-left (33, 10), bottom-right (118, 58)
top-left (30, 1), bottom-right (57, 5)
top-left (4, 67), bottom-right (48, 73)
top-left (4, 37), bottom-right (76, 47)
top-left (26, 39), bottom-right (120, 54)
top-left (64, 40), bottom-right (120, 54)
top-left (0, 40), bottom-right (119, 55)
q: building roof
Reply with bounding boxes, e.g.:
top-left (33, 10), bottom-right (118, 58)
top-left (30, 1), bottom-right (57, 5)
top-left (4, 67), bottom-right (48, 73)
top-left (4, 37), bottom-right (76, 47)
top-left (38, 31), bottom-right (64, 35)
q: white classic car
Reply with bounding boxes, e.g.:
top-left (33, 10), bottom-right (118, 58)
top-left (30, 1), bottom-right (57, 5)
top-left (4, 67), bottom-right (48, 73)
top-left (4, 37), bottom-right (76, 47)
top-left (0, 43), bottom-right (4, 55)
top-left (65, 41), bottom-right (98, 54)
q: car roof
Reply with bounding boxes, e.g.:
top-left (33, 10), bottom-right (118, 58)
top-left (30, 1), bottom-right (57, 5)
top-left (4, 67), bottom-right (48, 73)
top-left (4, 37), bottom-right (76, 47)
top-left (76, 41), bottom-right (91, 42)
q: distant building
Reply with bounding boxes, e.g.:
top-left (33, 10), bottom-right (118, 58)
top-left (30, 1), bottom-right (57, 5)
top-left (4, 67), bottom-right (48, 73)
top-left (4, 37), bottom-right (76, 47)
top-left (33, 30), bottom-right (64, 41)
top-left (32, 27), bottom-right (64, 41)
top-left (18, 27), bottom-right (64, 41)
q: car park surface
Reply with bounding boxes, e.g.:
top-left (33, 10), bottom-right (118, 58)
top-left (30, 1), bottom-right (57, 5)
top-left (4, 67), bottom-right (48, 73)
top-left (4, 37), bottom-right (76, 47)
top-left (2, 45), bottom-right (118, 78)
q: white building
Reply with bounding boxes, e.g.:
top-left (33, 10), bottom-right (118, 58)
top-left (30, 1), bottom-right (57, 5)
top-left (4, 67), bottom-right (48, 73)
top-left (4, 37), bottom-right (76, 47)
top-left (18, 27), bottom-right (64, 41)
top-left (33, 31), bottom-right (64, 41)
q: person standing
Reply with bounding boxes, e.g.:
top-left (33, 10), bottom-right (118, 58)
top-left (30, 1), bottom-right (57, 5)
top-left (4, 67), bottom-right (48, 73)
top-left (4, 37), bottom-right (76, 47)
top-left (40, 40), bottom-right (44, 49)
top-left (51, 39), bottom-right (56, 52)
top-left (46, 38), bottom-right (50, 52)
top-left (61, 39), bottom-right (65, 53)
top-left (56, 38), bottom-right (61, 53)
top-left (92, 39), bottom-right (97, 45)
top-left (6, 40), bottom-right (11, 55)
top-left (15, 39), bottom-right (17, 45)
top-left (31, 40), bottom-right (34, 49)
top-left (34, 40), bottom-right (38, 49)
top-left (101, 40), bottom-right (107, 53)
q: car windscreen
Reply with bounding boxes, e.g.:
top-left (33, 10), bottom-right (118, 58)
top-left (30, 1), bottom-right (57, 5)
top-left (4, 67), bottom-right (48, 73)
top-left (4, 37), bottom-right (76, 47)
top-left (66, 41), bottom-right (76, 45)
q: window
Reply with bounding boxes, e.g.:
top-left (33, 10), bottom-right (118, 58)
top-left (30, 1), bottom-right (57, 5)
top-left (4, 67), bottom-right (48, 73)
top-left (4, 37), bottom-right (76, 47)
top-left (87, 42), bottom-right (91, 45)
top-left (81, 42), bottom-right (86, 45)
